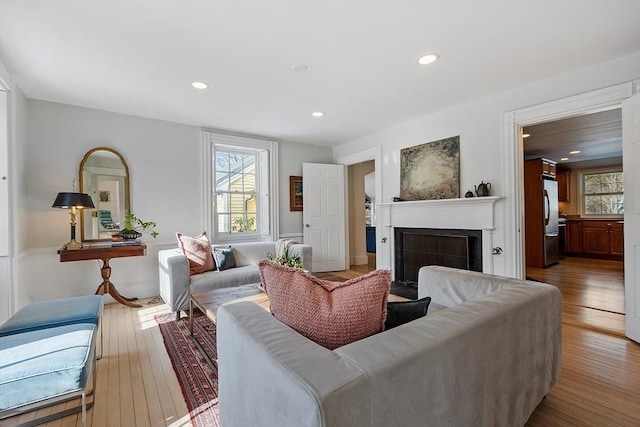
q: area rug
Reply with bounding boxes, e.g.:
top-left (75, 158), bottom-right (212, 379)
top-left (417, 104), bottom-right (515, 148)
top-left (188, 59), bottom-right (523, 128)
top-left (155, 312), bottom-right (221, 427)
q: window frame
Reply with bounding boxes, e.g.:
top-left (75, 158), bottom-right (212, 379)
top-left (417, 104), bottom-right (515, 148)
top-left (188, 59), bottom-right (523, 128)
top-left (202, 131), bottom-right (278, 244)
top-left (579, 166), bottom-right (624, 218)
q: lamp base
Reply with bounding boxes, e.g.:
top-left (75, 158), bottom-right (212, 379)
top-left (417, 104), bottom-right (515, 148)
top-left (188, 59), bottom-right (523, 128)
top-left (64, 240), bottom-right (83, 250)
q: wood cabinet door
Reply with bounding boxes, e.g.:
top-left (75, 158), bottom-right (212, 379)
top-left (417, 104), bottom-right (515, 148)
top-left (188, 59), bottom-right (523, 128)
top-left (565, 221), bottom-right (583, 253)
top-left (610, 225), bottom-right (624, 256)
top-left (582, 225), bottom-right (611, 255)
top-left (557, 170), bottom-right (570, 202)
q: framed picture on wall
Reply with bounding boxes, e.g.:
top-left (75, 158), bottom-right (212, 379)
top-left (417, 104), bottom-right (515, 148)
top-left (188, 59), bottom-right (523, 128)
top-left (289, 176), bottom-right (303, 211)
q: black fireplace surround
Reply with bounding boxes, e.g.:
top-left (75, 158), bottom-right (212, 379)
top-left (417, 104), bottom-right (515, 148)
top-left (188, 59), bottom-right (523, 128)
top-left (394, 227), bottom-right (483, 284)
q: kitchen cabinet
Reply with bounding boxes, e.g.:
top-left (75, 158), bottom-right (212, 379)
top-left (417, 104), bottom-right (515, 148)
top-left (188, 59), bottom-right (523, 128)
top-left (582, 222), bottom-right (610, 255)
top-left (610, 224), bottom-right (624, 256)
top-left (540, 159), bottom-right (556, 179)
top-left (565, 219), bottom-right (623, 259)
top-left (565, 220), bottom-right (583, 253)
top-left (557, 169), bottom-right (570, 202)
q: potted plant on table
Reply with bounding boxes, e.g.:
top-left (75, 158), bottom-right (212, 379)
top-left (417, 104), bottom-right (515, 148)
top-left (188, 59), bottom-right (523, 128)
top-left (117, 213), bottom-right (159, 240)
top-left (267, 246), bottom-right (304, 270)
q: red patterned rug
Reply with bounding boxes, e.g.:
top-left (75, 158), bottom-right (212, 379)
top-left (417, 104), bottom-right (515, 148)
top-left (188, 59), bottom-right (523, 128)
top-left (155, 312), bottom-right (221, 427)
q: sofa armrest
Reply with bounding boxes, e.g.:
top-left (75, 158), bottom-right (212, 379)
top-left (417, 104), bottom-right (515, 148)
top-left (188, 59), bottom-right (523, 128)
top-left (287, 243), bottom-right (313, 272)
top-left (158, 249), bottom-right (191, 313)
top-left (217, 302), bottom-right (370, 427)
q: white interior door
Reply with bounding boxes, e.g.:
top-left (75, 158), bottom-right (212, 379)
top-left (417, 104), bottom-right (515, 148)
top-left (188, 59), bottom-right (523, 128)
top-left (623, 92), bottom-right (640, 343)
top-left (303, 163), bottom-right (346, 272)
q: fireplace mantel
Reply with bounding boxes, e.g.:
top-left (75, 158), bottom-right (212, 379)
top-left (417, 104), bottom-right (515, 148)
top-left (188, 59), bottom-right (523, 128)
top-left (376, 196), bottom-right (501, 275)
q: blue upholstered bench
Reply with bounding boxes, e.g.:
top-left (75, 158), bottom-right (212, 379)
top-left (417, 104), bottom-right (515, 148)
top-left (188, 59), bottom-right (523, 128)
top-left (0, 295), bottom-right (103, 426)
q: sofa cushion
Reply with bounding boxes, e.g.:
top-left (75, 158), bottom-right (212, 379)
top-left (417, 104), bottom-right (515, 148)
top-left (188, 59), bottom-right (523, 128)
top-left (384, 296), bottom-right (431, 330)
top-left (259, 260), bottom-right (391, 350)
top-left (213, 246), bottom-right (236, 271)
top-left (190, 265), bottom-right (261, 293)
top-left (176, 231), bottom-right (215, 275)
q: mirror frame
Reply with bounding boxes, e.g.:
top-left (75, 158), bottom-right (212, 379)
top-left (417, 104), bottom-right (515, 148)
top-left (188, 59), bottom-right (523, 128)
top-left (78, 147), bottom-right (130, 242)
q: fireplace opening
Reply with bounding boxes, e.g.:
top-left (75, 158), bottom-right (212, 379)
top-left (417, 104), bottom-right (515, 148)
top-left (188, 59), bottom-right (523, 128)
top-left (394, 228), bottom-right (482, 284)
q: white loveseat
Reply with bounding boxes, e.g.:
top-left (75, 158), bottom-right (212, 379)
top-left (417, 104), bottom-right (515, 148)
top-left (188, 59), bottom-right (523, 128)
top-left (158, 241), bottom-right (312, 319)
top-left (217, 265), bottom-right (562, 427)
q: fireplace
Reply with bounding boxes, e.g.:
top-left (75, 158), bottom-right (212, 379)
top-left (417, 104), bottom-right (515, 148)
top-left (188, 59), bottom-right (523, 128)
top-left (377, 197), bottom-right (500, 276)
top-left (394, 228), bottom-right (482, 284)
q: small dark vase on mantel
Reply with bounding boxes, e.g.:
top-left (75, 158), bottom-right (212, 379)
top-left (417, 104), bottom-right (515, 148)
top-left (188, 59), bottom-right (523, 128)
top-left (464, 190), bottom-right (474, 198)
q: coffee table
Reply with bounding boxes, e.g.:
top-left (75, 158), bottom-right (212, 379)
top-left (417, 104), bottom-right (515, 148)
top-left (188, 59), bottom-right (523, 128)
top-left (189, 283), bottom-right (408, 368)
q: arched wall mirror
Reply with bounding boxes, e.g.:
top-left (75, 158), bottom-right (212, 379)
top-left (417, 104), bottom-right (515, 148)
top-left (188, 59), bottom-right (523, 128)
top-left (79, 147), bottom-right (130, 242)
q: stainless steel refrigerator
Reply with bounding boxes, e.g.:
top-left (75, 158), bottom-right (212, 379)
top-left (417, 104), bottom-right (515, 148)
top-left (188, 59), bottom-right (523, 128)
top-left (543, 179), bottom-right (560, 267)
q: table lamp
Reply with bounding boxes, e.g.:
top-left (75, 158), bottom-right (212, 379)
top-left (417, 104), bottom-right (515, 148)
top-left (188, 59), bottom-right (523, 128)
top-left (52, 191), bottom-right (95, 250)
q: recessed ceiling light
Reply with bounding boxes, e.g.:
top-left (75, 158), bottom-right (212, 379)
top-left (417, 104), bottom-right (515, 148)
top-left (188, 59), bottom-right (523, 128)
top-left (292, 64), bottom-right (309, 73)
top-left (522, 133), bottom-right (531, 138)
top-left (560, 157), bottom-right (569, 161)
top-left (569, 150), bottom-right (581, 155)
top-left (312, 112), bottom-right (325, 117)
top-left (192, 81), bottom-right (208, 89)
top-left (417, 53), bottom-right (440, 65)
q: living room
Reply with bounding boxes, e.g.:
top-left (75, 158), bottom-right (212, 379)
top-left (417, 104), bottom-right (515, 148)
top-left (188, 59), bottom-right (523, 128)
top-left (0, 1), bottom-right (639, 426)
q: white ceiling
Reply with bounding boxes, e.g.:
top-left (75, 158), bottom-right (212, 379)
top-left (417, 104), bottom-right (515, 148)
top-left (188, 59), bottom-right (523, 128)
top-left (0, 1), bottom-right (638, 147)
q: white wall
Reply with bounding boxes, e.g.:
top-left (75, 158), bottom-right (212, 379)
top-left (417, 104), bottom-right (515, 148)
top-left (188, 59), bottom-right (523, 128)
top-left (13, 100), bottom-right (331, 306)
top-left (333, 52), bottom-right (640, 276)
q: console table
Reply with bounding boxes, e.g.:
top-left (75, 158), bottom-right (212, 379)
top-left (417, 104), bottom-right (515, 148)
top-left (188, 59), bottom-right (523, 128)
top-left (58, 244), bottom-right (147, 308)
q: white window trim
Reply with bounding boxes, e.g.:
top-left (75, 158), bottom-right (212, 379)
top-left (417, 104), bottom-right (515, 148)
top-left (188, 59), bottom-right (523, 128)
top-left (578, 166), bottom-right (624, 219)
top-left (202, 131), bottom-right (278, 243)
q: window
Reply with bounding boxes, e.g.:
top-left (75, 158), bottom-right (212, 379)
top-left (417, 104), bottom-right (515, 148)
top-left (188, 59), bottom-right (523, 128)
top-left (582, 170), bottom-right (624, 215)
top-left (215, 150), bottom-right (257, 234)
top-left (202, 131), bottom-right (278, 243)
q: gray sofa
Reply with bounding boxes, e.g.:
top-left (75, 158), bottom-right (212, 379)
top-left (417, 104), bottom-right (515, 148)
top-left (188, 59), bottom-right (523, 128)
top-left (217, 265), bottom-right (562, 427)
top-left (158, 241), bottom-right (312, 319)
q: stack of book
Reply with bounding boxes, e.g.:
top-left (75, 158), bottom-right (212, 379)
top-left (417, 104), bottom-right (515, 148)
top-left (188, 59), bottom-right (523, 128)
top-left (112, 240), bottom-right (142, 247)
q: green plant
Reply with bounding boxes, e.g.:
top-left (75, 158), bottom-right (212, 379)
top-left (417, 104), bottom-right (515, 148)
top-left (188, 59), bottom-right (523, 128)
top-left (121, 213), bottom-right (159, 238)
top-left (231, 216), bottom-right (256, 232)
top-left (267, 246), bottom-right (304, 270)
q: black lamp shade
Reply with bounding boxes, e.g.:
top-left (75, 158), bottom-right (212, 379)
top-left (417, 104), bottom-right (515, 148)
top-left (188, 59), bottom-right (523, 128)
top-left (52, 192), bottom-right (95, 209)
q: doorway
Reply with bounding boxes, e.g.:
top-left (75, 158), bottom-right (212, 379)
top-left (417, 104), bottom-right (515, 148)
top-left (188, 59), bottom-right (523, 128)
top-left (337, 147), bottom-right (382, 272)
top-left (347, 160), bottom-right (375, 271)
top-left (501, 81), bottom-right (638, 341)
top-left (521, 110), bottom-right (625, 335)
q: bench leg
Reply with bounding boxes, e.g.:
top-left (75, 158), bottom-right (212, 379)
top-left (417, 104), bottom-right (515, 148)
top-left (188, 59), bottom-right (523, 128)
top-left (13, 399), bottom-right (92, 427)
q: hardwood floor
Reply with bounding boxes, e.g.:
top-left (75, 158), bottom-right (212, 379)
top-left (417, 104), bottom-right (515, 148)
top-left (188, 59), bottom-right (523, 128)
top-left (4, 258), bottom-right (639, 426)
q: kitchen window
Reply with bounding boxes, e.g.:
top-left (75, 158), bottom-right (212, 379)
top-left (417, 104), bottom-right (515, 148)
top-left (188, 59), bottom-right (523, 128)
top-left (581, 170), bottom-right (624, 216)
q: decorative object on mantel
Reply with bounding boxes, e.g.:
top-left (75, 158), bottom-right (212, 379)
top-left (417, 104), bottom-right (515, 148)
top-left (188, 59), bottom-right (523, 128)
top-left (392, 197), bottom-right (406, 202)
top-left (400, 135), bottom-right (460, 200)
top-left (52, 179), bottom-right (96, 250)
top-left (118, 212), bottom-right (158, 240)
top-left (465, 190), bottom-right (474, 198)
top-left (474, 181), bottom-right (492, 197)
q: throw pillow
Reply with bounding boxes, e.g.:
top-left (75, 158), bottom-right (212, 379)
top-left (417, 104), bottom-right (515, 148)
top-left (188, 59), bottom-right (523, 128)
top-left (176, 231), bottom-right (215, 275)
top-left (259, 260), bottom-right (391, 350)
top-left (385, 296), bottom-right (431, 330)
top-left (213, 246), bottom-right (236, 271)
